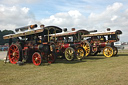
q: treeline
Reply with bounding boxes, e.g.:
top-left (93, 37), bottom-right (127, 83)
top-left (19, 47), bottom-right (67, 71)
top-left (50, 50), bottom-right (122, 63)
top-left (0, 30), bottom-right (15, 45)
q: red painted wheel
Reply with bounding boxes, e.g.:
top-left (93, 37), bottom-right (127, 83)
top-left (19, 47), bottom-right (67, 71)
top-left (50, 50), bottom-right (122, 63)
top-left (32, 52), bottom-right (42, 66)
top-left (8, 44), bottom-right (22, 64)
top-left (47, 53), bottom-right (56, 63)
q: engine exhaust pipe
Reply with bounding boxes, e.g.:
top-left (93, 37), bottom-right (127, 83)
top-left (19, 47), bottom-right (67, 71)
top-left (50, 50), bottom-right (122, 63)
top-left (15, 24), bottom-right (37, 32)
top-left (89, 30), bottom-right (97, 33)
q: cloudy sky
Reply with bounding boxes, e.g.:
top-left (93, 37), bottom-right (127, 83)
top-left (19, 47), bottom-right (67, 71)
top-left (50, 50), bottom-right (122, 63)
top-left (0, 0), bottom-right (128, 41)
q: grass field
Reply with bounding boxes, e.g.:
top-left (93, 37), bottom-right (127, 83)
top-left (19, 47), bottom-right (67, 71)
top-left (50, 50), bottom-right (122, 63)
top-left (0, 50), bottom-right (128, 85)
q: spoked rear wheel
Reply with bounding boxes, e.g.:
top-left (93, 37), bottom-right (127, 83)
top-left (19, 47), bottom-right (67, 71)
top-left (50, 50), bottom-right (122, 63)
top-left (47, 53), bottom-right (56, 63)
top-left (103, 46), bottom-right (113, 58)
top-left (32, 52), bottom-right (43, 66)
top-left (91, 46), bottom-right (98, 56)
top-left (76, 47), bottom-right (85, 60)
top-left (47, 44), bottom-right (56, 63)
top-left (82, 41), bottom-right (91, 56)
top-left (113, 46), bottom-right (118, 56)
top-left (8, 44), bottom-right (22, 64)
top-left (65, 47), bottom-right (75, 61)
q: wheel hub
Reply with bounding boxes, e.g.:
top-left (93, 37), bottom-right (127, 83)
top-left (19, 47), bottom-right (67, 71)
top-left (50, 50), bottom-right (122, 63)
top-left (12, 52), bottom-right (17, 57)
top-left (35, 57), bottom-right (38, 61)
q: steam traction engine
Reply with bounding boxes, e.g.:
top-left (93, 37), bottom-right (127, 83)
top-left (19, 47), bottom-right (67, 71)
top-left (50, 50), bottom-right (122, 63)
top-left (3, 24), bottom-right (62, 66)
top-left (82, 29), bottom-right (122, 57)
top-left (50, 28), bottom-right (90, 61)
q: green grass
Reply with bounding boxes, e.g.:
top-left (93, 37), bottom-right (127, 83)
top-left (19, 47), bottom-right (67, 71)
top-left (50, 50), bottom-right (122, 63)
top-left (0, 50), bottom-right (128, 85)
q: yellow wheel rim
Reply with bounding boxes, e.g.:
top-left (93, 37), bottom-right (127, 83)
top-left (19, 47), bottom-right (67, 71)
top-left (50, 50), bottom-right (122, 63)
top-left (76, 48), bottom-right (85, 60)
top-left (103, 47), bottom-right (113, 58)
top-left (82, 42), bottom-right (90, 56)
top-left (65, 47), bottom-right (74, 61)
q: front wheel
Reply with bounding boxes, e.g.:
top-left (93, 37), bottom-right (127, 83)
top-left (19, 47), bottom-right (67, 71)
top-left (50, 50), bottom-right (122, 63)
top-left (76, 47), bottom-right (85, 60)
top-left (65, 47), bottom-right (75, 61)
top-left (32, 52), bottom-right (43, 66)
top-left (103, 46), bottom-right (113, 58)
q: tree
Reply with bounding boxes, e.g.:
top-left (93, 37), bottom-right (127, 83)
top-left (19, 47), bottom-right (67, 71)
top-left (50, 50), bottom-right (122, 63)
top-left (0, 30), bottom-right (15, 45)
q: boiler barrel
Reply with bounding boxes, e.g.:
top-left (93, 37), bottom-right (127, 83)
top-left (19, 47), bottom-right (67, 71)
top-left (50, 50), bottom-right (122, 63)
top-left (99, 42), bottom-right (111, 47)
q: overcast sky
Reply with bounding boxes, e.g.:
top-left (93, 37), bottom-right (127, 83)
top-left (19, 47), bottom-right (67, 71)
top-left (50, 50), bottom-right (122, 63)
top-left (0, 0), bottom-right (128, 42)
